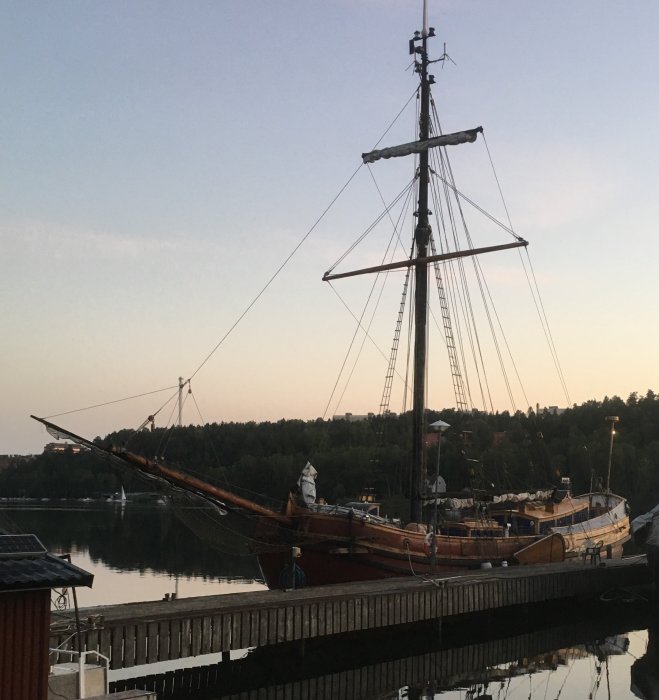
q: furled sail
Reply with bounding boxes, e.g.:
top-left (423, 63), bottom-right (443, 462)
top-left (362, 126), bottom-right (483, 164)
top-left (430, 490), bottom-right (554, 509)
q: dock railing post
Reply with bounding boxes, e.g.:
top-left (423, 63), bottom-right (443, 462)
top-left (79, 651), bottom-right (85, 699)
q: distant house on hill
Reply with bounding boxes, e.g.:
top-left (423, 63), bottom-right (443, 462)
top-left (542, 406), bottom-right (566, 416)
top-left (545, 406), bottom-right (566, 416)
top-left (332, 412), bottom-right (377, 423)
top-left (43, 442), bottom-right (84, 455)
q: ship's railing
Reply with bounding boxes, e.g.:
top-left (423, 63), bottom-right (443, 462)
top-left (306, 502), bottom-right (400, 527)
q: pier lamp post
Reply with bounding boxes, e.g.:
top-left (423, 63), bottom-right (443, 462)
top-left (605, 415), bottom-right (619, 493)
top-left (429, 419), bottom-right (450, 571)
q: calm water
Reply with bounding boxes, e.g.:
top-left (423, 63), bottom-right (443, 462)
top-left (2, 501), bottom-right (657, 700)
top-left (0, 500), bottom-right (264, 606)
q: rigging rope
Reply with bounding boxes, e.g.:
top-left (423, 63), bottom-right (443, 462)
top-left (189, 386), bottom-right (205, 425)
top-left (332, 270), bottom-right (400, 417)
top-left (189, 163), bottom-right (364, 384)
top-left (44, 385), bottom-right (178, 420)
top-left (435, 138), bottom-right (500, 412)
top-left (482, 132), bottom-right (571, 406)
top-left (324, 283), bottom-right (412, 386)
top-left (186, 387), bottom-right (232, 482)
top-left (378, 257), bottom-right (414, 418)
top-left (191, 87), bottom-right (420, 385)
top-left (42, 91), bottom-right (422, 441)
top-left (425, 94), bottom-right (569, 414)
top-left (324, 177), bottom-right (417, 274)
top-left (428, 184), bottom-right (475, 409)
top-left (474, 255), bottom-right (531, 410)
top-left (324, 259), bottom-right (404, 421)
top-left (335, 167), bottom-right (413, 412)
top-left (322, 283), bottom-right (381, 421)
top-left (429, 137), bottom-right (493, 411)
top-left (123, 388), bottom-right (180, 446)
top-left (521, 248), bottom-right (572, 405)
top-left (324, 162), bottom-right (420, 418)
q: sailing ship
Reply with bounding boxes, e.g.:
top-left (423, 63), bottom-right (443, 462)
top-left (32, 2), bottom-right (629, 588)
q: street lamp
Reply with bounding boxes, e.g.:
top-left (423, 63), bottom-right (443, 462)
top-left (605, 415), bottom-right (619, 493)
top-left (429, 419), bottom-right (450, 571)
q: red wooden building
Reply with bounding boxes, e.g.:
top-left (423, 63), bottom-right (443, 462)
top-left (0, 534), bottom-right (93, 700)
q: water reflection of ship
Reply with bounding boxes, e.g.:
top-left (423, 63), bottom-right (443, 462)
top-left (3, 502), bottom-right (260, 581)
top-left (90, 504), bottom-right (260, 581)
top-left (402, 635), bottom-right (630, 700)
top-left (113, 601), bottom-right (650, 700)
top-left (632, 623), bottom-right (659, 700)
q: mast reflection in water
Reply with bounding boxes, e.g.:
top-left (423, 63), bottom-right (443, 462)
top-left (2, 502), bottom-right (655, 699)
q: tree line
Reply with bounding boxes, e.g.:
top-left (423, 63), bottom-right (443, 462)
top-left (2, 390), bottom-right (659, 517)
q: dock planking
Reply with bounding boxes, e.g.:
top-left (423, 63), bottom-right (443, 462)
top-left (50, 557), bottom-right (651, 670)
top-left (111, 599), bottom-right (653, 699)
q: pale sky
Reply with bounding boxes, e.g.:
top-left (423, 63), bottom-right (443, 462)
top-left (3, 1), bottom-right (659, 454)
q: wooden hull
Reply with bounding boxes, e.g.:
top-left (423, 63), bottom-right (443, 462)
top-left (254, 494), bottom-right (629, 588)
top-left (550, 493), bottom-right (630, 558)
top-left (253, 507), bottom-right (553, 589)
top-left (513, 533), bottom-right (566, 565)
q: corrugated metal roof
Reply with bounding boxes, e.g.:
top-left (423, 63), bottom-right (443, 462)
top-left (0, 535), bottom-right (93, 591)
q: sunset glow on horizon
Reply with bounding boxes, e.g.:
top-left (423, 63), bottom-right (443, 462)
top-left (3, 2), bottom-right (659, 454)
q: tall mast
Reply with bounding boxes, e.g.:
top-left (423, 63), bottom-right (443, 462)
top-left (410, 12), bottom-right (435, 523)
top-left (178, 376), bottom-right (184, 427)
top-left (324, 3), bottom-right (526, 522)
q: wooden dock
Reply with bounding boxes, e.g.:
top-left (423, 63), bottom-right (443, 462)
top-left (50, 556), bottom-right (651, 671)
top-left (111, 600), bottom-right (653, 699)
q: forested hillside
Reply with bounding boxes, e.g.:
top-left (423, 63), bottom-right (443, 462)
top-left (3, 391), bottom-right (659, 516)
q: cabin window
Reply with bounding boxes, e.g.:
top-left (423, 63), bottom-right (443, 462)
top-left (492, 514), bottom-right (535, 535)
